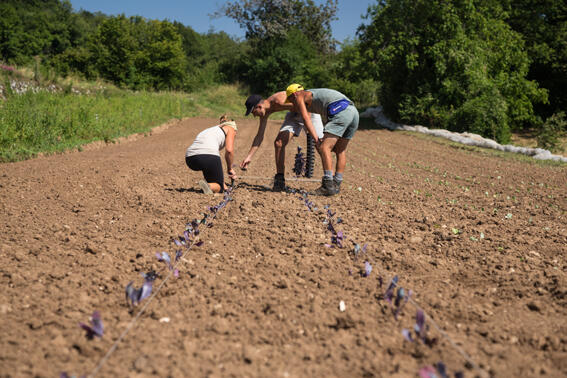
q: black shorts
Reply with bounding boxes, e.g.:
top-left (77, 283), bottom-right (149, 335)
top-left (185, 154), bottom-right (224, 191)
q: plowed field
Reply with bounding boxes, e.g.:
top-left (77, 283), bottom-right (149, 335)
top-left (1, 117), bottom-right (566, 377)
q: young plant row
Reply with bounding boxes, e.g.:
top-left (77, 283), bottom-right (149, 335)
top-left (292, 188), bottom-right (468, 377)
top-left (63, 186), bottom-right (235, 377)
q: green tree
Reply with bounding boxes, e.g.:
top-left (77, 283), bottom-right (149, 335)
top-left (358, 0), bottom-right (547, 142)
top-left (327, 38), bottom-right (380, 108)
top-left (89, 15), bottom-right (137, 87)
top-left (88, 16), bottom-right (186, 90)
top-left (216, 0), bottom-right (338, 94)
top-left (133, 20), bottom-right (186, 90)
top-left (0, 0), bottom-right (76, 65)
top-left (172, 21), bottom-right (246, 90)
top-left (504, 0), bottom-right (567, 120)
top-left (216, 0), bottom-right (338, 53)
top-left (240, 28), bottom-right (325, 95)
top-left (0, 4), bottom-right (24, 63)
top-left (537, 111), bottom-right (566, 152)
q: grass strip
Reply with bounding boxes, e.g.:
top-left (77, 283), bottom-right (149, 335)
top-left (0, 85), bottom-right (246, 162)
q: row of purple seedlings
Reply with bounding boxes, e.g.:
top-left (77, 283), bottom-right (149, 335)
top-left (68, 187), bottom-right (235, 377)
top-left (294, 189), bottom-right (464, 378)
top-left (293, 146), bottom-right (307, 176)
top-left (293, 143), bottom-right (315, 178)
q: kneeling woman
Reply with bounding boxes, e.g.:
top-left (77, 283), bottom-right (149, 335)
top-left (185, 115), bottom-right (237, 194)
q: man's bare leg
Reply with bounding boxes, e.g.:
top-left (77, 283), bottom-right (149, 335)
top-left (274, 131), bottom-right (292, 174)
top-left (273, 131), bottom-right (293, 191)
top-left (319, 134), bottom-right (339, 172)
top-left (312, 134), bottom-right (340, 196)
top-left (332, 138), bottom-right (350, 174)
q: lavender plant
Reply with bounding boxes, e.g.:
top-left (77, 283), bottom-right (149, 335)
top-left (402, 309), bottom-right (437, 347)
top-left (322, 204), bottom-right (344, 248)
top-left (156, 252), bottom-right (179, 277)
top-left (79, 311), bottom-right (103, 339)
top-left (419, 362), bottom-right (463, 378)
top-left (393, 287), bottom-right (411, 319)
top-left (384, 275), bottom-right (399, 302)
top-left (125, 271), bottom-right (158, 307)
top-left (351, 243), bottom-right (368, 260)
top-left (363, 261), bottom-right (372, 277)
top-left (293, 146), bottom-right (306, 176)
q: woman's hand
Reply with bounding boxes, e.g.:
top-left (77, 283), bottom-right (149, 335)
top-left (228, 168), bottom-right (238, 180)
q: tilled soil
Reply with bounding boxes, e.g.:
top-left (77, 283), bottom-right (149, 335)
top-left (0, 116), bottom-right (566, 378)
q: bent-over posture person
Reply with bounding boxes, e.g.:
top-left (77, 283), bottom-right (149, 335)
top-left (185, 115), bottom-right (238, 194)
top-left (242, 92), bottom-right (324, 191)
top-left (285, 84), bottom-right (359, 196)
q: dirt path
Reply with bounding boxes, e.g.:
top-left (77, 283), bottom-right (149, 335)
top-left (1, 117), bottom-right (566, 377)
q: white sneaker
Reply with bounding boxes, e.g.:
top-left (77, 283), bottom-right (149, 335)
top-left (198, 180), bottom-right (213, 194)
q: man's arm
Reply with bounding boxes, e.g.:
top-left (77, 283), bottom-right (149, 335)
top-left (240, 116), bottom-right (268, 169)
top-left (294, 93), bottom-right (319, 144)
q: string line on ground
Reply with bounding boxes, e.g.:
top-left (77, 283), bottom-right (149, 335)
top-left (87, 187), bottom-right (237, 377)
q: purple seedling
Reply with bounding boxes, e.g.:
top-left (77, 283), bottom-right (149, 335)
top-left (363, 261), bottom-right (372, 277)
top-left (60, 373), bottom-right (85, 378)
top-left (403, 309), bottom-right (437, 347)
top-left (293, 146), bottom-right (306, 176)
top-left (393, 287), bottom-right (412, 319)
top-left (79, 311), bottom-right (103, 339)
top-left (384, 275), bottom-right (399, 303)
top-left (419, 362), bottom-right (462, 378)
top-left (351, 243), bottom-right (368, 260)
top-left (156, 252), bottom-right (179, 277)
top-left (182, 230), bottom-right (192, 245)
top-left (126, 271), bottom-right (157, 307)
top-left (330, 230), bottom-right (345, 248)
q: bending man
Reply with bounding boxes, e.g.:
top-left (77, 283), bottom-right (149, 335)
top-left (285, 84), bottom-right (359, 196)
top-left (242, 92), bottom-right (324, 191)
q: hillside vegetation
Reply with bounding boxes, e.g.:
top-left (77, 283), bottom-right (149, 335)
top-left (0, 67), bottom-right (248, 161)
top-left (0, 0), bottom-right (566, 152)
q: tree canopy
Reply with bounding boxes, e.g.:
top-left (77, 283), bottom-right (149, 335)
top-left (358, 0), bottom-right (548, 142)
top-left (215, 0), bottom-right (338, 53)
top-left (0, 0), bottom-right (564, 143)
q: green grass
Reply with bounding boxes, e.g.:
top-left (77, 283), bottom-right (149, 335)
top-left (0, 84), bottom-right (247, 162)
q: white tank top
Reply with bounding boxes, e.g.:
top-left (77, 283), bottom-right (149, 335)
top-left (186, 125), bottom-right (226, 157)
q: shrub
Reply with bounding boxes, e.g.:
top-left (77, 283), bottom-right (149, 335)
top-left (537, 112), bottom-right (566, 152)
top-left (358, 0), bottom-right (547, 143)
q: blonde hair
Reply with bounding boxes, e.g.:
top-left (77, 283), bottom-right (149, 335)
top-left (219, 114), bottom-right (237, 131)
top-left (219, 114), bottom-right (232, 123)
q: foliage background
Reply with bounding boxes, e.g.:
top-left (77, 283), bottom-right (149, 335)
top-left (0, 0), bottom-right (565, 148)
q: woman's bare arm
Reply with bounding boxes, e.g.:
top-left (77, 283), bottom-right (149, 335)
top-left (224, 127), bottom-right (237, 178)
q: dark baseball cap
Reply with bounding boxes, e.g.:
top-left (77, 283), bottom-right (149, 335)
top-left (245, 94), bottom-right (262, 116)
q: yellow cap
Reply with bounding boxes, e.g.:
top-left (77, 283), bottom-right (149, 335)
top-left (285, 83), bottom-right (304, 102)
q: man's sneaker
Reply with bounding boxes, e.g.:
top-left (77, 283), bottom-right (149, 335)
top-left (334, 179), bottom-right (342, 194)
top-left (312, 177), bottom-right (339, 196)
top-left (198, 179), bottom-right (213, 194)
top-left (273, 174), bottom-right (285, 192)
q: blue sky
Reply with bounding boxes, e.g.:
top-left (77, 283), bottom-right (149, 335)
top-left (68, 0), bottom-right (373, 43)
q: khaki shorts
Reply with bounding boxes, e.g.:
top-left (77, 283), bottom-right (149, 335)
top-left (280, 112), bottom-right (324, 139)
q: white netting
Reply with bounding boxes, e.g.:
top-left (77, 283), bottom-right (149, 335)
top-left (360, 107), bottom-right (567, 163)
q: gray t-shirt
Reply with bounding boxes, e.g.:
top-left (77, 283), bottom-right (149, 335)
top-left (186, 126), bottom-right (226, 157)
top-left (307, 88), bottom-right (352, 123)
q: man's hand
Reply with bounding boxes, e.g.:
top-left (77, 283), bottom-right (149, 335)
top-left (239, 157), bottom-right (251, 170)
top-left (228, 168), bottom-right (238, 180)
